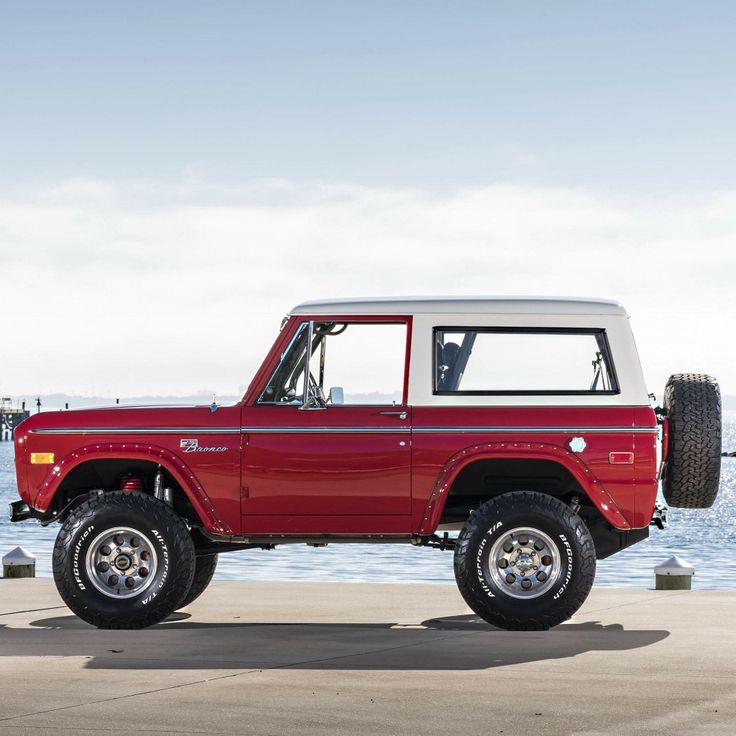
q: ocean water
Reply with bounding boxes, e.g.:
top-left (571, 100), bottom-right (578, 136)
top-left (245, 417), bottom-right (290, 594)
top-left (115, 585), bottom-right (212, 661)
top-left (1, 415), bottom-right (734, 589)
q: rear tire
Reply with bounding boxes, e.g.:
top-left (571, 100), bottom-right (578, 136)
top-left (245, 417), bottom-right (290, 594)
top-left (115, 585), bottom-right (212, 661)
top-left (454, 492), bottom-right (596, 631)
top-left (53, 491), bottom-right (196, 629)
top-left (662, 373), bottom-right (722, 508)
top-left (179, 554), bottom-right (218, 608)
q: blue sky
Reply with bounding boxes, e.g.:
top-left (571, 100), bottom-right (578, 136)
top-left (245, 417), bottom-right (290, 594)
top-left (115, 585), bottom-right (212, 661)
top-left (2, 1), bottom-right (736, 190)
top-left (1, 2), bottom-right (735, 397)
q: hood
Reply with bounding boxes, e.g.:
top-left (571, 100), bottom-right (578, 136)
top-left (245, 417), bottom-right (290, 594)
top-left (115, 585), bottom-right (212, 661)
top-left (18, 403), bottom-right (241, 434)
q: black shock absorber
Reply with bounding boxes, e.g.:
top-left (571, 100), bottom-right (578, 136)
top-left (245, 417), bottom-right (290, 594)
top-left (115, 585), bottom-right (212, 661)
top-left (153, 466), bottom-right (173, 506)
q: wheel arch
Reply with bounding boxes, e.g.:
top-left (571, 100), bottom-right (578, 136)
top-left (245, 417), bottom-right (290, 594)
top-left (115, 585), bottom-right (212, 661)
top-left (34, 443), bottom-right (233, 535)
top-left (419, 442), bottom-right (631, 534)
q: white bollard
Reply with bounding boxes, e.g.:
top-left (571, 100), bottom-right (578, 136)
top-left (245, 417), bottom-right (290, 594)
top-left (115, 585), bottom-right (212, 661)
top-left (2, 546), bottom-right (36, 578)
top-left (655, 555), bottom-right (694, 590)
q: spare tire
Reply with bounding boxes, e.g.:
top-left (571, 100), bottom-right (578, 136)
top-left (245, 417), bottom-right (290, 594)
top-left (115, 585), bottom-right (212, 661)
top-left (662, 373), bottom-right (722, 508)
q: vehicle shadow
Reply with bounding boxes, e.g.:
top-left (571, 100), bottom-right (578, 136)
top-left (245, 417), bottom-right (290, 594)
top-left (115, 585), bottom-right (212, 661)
top-left (0, 613), bottom-right (670, 671)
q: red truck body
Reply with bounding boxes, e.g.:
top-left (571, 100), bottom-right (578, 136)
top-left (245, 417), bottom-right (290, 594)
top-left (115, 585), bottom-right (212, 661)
top-left (15, 308), bottom-right (660, 540)
top-left (15, 296), bottom-right (720, 632)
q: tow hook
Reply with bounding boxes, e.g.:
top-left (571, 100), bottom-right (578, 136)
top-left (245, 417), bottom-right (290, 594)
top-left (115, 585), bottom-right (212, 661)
top-left (650, 502), bottom-right (668, 530)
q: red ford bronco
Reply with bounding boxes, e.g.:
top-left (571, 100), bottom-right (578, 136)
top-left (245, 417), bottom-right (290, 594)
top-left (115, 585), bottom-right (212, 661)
top-left (10, 297), bottom-right (722, 630)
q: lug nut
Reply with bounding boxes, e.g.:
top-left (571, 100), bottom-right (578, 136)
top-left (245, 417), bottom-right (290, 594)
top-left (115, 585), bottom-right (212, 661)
top-left (521, 579), bottom-right (532, 590)
top-left (113, 534), bottom-right (125, 546)
top-left (140, 550), bottom-right (150, 561)
top-left (498, 558), bottom-right (508, 568)
top-left (108, 575), bottom-right (119, 586)
top-left (100, 545), bottom-right (111, 556)
top-left (125, 577), bottom-right (136, 588)
top-left (534, 540), bottom-right (545, 551)
top-left (96, 561), bottom-right (110, 573)
top-left (502, 542), bottom-right (514, 554)
top-left (518, 536), bottom-right (529, 546)
top-left (139, 567), bottom-right (149, 578)
top-left (505, 573), bottom-right (516, 584)
top-left (537, 571), bottom-right (548, 582)
top-left (541, 555), bottom-right (553, 566)
top-left (130, 536), bottom-right (140, 547)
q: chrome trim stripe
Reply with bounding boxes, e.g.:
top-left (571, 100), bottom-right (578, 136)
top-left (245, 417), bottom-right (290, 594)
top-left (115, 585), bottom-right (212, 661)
top-left (242, 426), bottom-right (411, 434)
top-left (242, 426), bottom-right (656, 434)
top-left (30, 427), bottom-right (241, 435)
top-left (30, 426), bottom-right (408, 436)
top-left (412, 426), bottom-right (658, 434)
top-left (30, 425), bottom-right (658, 436)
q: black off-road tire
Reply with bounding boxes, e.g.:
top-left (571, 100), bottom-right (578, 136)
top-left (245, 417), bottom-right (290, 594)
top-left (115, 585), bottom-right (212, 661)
top-left (662, 373), bottom-right (722, 509)
top-left (179, 554), bottom-right (218, 608)
top-left (454, 492), bottom-right (596, 631)
top-left (53, 491), bottom-right (196, 629)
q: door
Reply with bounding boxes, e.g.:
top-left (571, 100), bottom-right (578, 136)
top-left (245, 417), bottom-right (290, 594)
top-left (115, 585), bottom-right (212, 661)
top-left (241, 317), bottom-right (412, 535)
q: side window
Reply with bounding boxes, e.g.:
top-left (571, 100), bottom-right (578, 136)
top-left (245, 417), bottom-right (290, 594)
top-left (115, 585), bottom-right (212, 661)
top-left (434, 328), bottom-right (618, 395)
top-left (259, 321), bottom-right (407, 406)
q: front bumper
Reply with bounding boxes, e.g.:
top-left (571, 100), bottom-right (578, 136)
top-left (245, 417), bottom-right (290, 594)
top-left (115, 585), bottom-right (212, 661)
top-left (9, 499), bottom-right (33, 523)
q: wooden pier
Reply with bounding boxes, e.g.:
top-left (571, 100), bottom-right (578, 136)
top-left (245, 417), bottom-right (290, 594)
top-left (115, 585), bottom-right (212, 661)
top-left (0, 398), bottom-right (30, 441)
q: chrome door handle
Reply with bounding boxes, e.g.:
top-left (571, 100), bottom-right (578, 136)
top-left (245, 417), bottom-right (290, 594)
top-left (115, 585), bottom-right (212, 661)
top-left (379, 411), bottom-right (408, 420)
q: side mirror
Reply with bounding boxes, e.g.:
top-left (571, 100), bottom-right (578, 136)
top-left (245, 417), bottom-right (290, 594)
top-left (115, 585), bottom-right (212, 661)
top-left (329, 386), bottom-right (345, 405)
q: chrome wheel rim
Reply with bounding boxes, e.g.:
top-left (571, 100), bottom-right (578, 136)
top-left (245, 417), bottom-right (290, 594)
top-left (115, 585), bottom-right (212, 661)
top-left (488, 527), bottom-right (561, 599)
top-left (85, 527), bottom-right (158, 599)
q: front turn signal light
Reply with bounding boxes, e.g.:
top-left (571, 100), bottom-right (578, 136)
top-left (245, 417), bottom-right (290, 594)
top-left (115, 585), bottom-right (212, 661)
top-left (30, 453), bottom-right (55, 465)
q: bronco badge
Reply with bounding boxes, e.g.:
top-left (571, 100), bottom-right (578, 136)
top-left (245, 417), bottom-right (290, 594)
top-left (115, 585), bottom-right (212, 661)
top-left (180, 438), bottom-right (228, 453)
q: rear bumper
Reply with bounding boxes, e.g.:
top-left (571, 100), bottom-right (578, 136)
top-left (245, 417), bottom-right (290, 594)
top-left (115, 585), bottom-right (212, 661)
top-left (650, 501), bottom-right (668, 530)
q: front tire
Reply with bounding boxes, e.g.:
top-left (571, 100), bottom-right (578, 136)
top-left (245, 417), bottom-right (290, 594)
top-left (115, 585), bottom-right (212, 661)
top-left (53, 491), bottom-right (196, 629)
top-left (454, 492), bottom-right (596, 631)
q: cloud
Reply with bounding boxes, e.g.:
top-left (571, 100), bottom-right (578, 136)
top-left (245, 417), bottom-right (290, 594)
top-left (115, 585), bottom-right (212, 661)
top-left (1, 178), bottom-right (734, 397)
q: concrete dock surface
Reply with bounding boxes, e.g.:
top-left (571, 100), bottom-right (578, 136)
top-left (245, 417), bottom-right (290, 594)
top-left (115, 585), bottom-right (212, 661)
top-left (0, 580), bottom-right (734, 735)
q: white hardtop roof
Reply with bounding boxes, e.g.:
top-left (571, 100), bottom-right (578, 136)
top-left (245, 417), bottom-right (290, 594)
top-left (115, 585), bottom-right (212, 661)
top-left (291, 296), bottom-right (627, 317)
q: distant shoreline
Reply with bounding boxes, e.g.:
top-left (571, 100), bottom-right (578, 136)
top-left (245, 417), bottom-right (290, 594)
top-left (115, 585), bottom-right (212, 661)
top-left (2, 391), bottom-right (404, 411)
top-left (5, 392), bottom-right (736, 412)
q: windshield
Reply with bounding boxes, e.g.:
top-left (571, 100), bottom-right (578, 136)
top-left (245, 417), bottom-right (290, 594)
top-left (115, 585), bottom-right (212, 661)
top-left (258, 321), bottom-right (406, 406)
